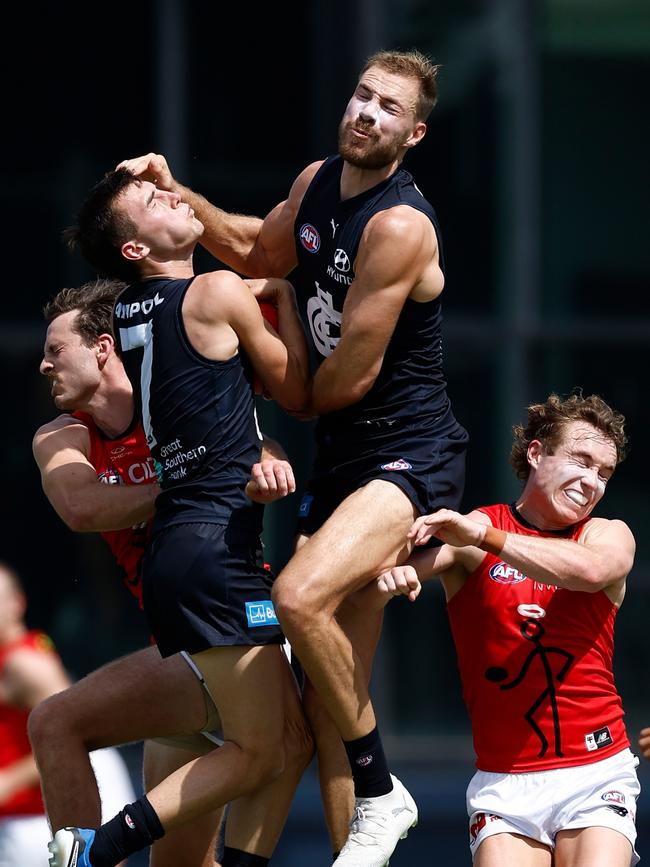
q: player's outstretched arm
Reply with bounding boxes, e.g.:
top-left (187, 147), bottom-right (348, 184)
top-left (411, 507), bottom-right (635, 595)
top-left (116, 153), bottom-right (322, 279)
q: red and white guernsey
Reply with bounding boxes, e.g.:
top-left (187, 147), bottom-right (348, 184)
top-left (447, 502), bottom-right (628, 773)
top-left (73, 412), bottom-right (157, 608)
top-left (0, 631), bottom-right (56, 817)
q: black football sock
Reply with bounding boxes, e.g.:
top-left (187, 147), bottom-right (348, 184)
top-left (343, 726), bottom-right (392, 798)
top-left (88, 796), bottom-right (164, 867)
top-left (221, 847), bottom-right (270, 867)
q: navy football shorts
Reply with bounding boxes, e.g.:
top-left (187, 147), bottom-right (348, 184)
top-left (142, 522), bottom-right (284, 657)
top-left (296, 410), bottom-right (468, 537)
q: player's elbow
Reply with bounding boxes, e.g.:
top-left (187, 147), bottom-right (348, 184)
top-left (350, 373), bottom-right (378, 403)
top-left (578, 573), bottom-right (611, 593)
top-left (577, 554), bottom-right (632, 593)
top-left (61, 501), bottom-right (99, 533)
top-left (242, 260), bottom-right (270, 279)
top-left (246, 245), bottom-right (287, 280)
top-left (277, 391), bottom-right (309, 414)
top-left (313, 374), bottom-right (377, 415)
top-left (273, 378), bottom-right (311, 414)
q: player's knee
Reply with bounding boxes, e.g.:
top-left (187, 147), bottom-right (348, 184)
top-left (27, 703), bottom-right (45, 753)
top-left (28, 694), bottom-right (64, 753)
top-left (28, 688), bottom-right (82, 752)
top-left (243, 739), bottom-right (286, 788)
top-left (272, 578), bottom-right (318, 633)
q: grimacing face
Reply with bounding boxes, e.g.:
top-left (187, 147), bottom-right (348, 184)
top-left (528, 421), bottom-right (618, 525)
top-left (40, 311), bottom-right (103, 410)
top-left (338, 66), bottom-right (425, 170)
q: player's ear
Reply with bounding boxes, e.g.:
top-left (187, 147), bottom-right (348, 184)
top-left (121, 240), bottom-right (150, 261)
top-left (96, 332), bottom-right (115, 368)
top-left (404, 121), bottom-right (426, 150)
top-left (527, 439), bottom-right (544, 470)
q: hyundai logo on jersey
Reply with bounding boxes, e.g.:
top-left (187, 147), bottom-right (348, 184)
top-left (299, 223), bottom-right (320, 252)
top-left (334, 248), bottom-right (351, 272)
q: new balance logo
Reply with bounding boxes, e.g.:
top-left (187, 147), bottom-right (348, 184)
top-left (585, 725), bottom-right (613, 751)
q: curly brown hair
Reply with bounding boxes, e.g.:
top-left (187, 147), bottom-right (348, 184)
top-left (510, 392), bottom-right (628, 481)
top-left (361, 49), bottom-right (441, 120)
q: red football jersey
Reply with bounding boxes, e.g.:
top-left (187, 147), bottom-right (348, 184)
top-left (0, 631), bottom-right (57, 816)
top-left (74, 412), bottom-right (157, 608)
top-left (447, 502), bottom-right (628, 773)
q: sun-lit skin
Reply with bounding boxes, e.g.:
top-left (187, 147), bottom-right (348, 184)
top-left (39, 311), bottom-right (104, 411)
top-left (117, 180), bottom-right (205, 267)
top-left (517, 421), bottom-right (618, 531)
top-left (337, 67), bottom-right (426, 174)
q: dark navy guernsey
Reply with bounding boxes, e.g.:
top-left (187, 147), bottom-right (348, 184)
top-left (293, 155), bottom-right (453, 440)
top-left (113, 277), bottom-right (263, 535)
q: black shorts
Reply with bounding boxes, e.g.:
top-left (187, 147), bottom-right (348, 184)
top-left (142, 522), bottom-right (284, 658)
top-left (296, 412), bottom-right (468, 537)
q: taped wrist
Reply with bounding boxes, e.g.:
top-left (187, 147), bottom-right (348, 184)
top-left (480, 526), bottom-right (507, 556)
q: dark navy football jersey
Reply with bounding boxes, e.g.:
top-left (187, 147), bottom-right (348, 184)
top-left (293, 155), bottom-right (452, 436)
top-left (113, 277), bottom-right (263, 533)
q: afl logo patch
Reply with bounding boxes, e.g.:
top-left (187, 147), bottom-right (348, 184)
top-left (299, 223), bottom-right (320, 252)
top-left (489, 562), bottom-right (526, 584)
top-left (602, 790), bottom-right (625, 805)
top-left (98, 470), bottom-right (123, 486)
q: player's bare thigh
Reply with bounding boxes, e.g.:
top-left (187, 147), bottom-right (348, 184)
top-left (280, 479), bottom-right (418, 611)
top-left (555, 826), bottom-right (634, 867)
top-left (191, 645), bottom-right (285, 750)
top-left (474, 833), bottom-right (552, 866)
top-left (35, 646), bottom-right (212, 747)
